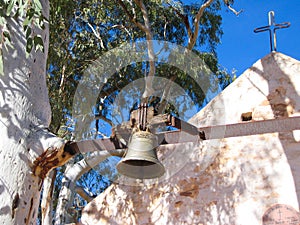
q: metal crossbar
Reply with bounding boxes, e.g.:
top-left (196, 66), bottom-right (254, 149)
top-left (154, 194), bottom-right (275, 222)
top-left (73, 116), bottom-right (300, 153)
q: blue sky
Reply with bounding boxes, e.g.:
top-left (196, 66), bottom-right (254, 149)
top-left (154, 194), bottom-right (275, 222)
top-left (216, 0), bottom-right (300, 76)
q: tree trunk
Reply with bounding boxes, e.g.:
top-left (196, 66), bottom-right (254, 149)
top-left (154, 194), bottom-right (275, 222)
top-left (0, 1), bottom-right (76, 224)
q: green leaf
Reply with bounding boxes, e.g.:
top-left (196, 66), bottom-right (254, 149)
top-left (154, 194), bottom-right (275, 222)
top-left (0, 16), bottom-right (6, 26)
top-left (26, 37), bottom-right (33, 54)
top-left (34, 35), bottom-right (44, 52)
top-left (18, 3), bottom-right (26, 17)
top-left (23, 17), bottom-right (32, 27)
top-left (26, 8), bottom-right (35, 20)
top-left (38, 15), bottom-right (45, 29)
top-left (3, 30), bottom-right (10, 41)
top-left (25, 27), bottom-right (31, 39)
top-left (33, 0), bottom-right (42, 12)
top-left (6, 0), bottom-right (16, 16)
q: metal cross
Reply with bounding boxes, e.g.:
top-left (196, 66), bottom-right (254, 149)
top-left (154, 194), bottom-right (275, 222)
top-left (254, 11), bottom-right (290, 52)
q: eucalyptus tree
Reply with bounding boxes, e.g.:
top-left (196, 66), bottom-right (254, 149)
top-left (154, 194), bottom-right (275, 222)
top-left (48, 0), bottom-right (235, 133)
top-left (0, 0), bottom-right (239, 224)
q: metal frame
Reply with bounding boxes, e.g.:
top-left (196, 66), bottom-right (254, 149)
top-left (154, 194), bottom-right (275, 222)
top-left (72, 115), bottom-right (300, 154)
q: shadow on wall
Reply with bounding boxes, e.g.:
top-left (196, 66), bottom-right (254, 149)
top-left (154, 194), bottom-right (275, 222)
top-left (251, 52), bottom-right (300, 206)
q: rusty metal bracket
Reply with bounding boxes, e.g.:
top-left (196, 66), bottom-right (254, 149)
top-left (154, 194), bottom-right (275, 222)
top-left (147, 114), bottom-right (205, 139)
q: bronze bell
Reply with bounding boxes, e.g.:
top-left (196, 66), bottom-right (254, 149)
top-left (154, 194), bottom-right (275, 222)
top-left (116, 130), bottom-right (165, 179)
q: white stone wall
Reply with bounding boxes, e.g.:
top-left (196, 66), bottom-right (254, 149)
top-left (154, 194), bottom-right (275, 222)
top-left (79, 52), bottom-right (300, 225)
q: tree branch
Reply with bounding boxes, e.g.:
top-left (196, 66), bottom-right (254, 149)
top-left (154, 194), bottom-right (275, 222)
top-left (94, 114), bottom-right (114, 128)
top-left (41, 170), bottom-right (57, 225)
top-left (116, 0), bottom-right (157, 100)
top-left (163, 20), bottom-right (169, 40)
top-left (27, 128), bottom-right (78, 181)
top-left (133, 0), bottom-right (156, 100)
top-left (54, 149), bottom-right (125, 224)
top-left (224, 1), bottom-right (243, 16)
top-left (157, 75), bottom-right (176, 114)
top-left (168, 3), bottom-right (192, 40)
top-left (188, 0), bottom-right (214, 50)
top-left (110, 24), bottom-right (132, 38)
top-left (117, 0), bottom-right (146, 31)
top-left (85, 22), bottom-right (105, 49)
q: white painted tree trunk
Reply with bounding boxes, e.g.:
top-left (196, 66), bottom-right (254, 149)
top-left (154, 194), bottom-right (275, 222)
top-left (0, 1), bottom-right (75, 224)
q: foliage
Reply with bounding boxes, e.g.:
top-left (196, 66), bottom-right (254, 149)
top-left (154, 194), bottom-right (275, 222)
top-left (0, 0), bottom-right (46, 55)
top-left (48, 0), bottom-right (229, 133)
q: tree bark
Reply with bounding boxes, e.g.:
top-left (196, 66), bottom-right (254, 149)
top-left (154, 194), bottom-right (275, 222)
top-left (41, 170), bottom-right (56, 225)
top-left (0, 1), bottom-right (76, 224)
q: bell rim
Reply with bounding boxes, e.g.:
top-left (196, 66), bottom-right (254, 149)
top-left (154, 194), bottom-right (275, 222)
top-left (116, 157), bottom-right (165, 179)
